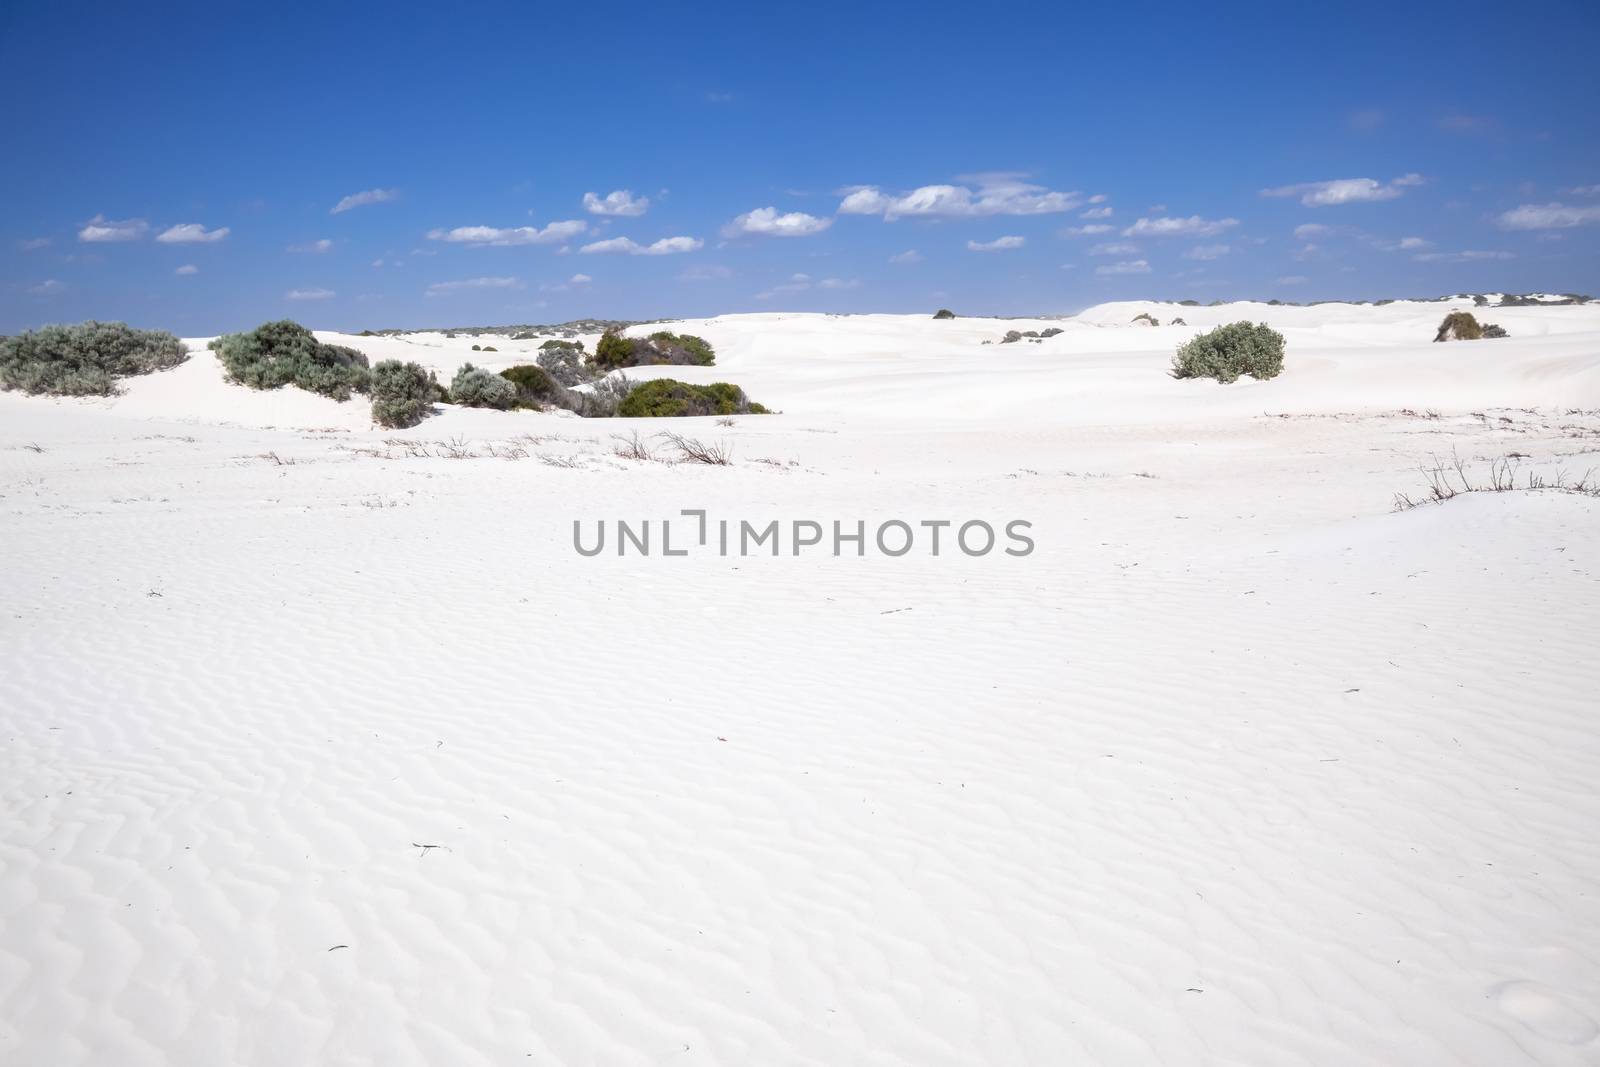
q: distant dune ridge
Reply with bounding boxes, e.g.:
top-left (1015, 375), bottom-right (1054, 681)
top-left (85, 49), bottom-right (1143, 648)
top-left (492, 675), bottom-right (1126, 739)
top-left (2, 296), bottom-right (1598, 1065)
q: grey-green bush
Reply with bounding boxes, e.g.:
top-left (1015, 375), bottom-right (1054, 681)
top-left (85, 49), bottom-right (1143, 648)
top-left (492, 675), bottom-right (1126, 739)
top-left (536, 344), bottom-right (593, 387)
top-left (0, 321), bottom-right (188, 396)
top-left (573, 373), bottom-right (637, 417)
top-left (370, 360), bottom-right (433, 428)
top-left (210, 320), bottom-right (370, 401)
top-left (450, 362), bottom-right (517, 409)
top-left (1171, 321), bottom-right (1285, 384)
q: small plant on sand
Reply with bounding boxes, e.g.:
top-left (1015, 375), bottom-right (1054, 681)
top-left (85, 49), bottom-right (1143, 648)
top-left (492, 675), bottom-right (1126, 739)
top-left (1, 321), bottom-right (188, 396)
top-left (1131, 313), bottom-right (1161, 326)
top-left (933, 308), bottom-right (957, 319)
top-left (1434, 311), bottom-right (1483, 342)
top-left (1482, 323), bottom-right (1508, 339)
top-left (593, 330), bottom-right (637, 371)
top-left (450, 362), bottom-right (517, 409)
top-left (211, 320), bottom-right (370, 400)
top-left (616, 379), bottom-right (767, 418)
top-left (370, 360), bottom-right (434, 428)
top-left (576, 372), bottom-right (637, 417)
top-left (500, 364), bottom-right (565, 409)
top-left (536, 342), bottom-right (593, 387)
top-left (647, 331), bottom-right (716, 366)
top-left (1171, 321), bottom-right (1285, 384)
top-left (1393, 451), bottom-right (1599, 510)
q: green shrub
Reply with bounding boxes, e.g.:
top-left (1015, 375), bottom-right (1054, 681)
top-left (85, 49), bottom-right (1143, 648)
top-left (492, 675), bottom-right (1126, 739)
top-left (933, 308), bottom-right (956, 319)
top-left (450, 362), bottom-right (516, 409)
top-left (593, 329), bottom-right (715, 370)
top-left (593, 330), bottom-right (636, 370)
top-left (500, 364), bottom-right (563, 408)
top-left (0, 321), bottom-right (188, 396)
top-left (539, 338), bottom-right (585, 352)
top-left (1434, 312), bottom-right (1483, 342)
top-left (616, 378), bottom-right (766, 418)
top-left (1482, 323), bottom-right (1508, 339)
top-left (1171, 321), bottom-right (1285, 384)
top-left (647, 331), bottom-right (716, 366)
top-left (370, 360), bottom-right (433, 428)
top-left (210, 320), bottom-right (370, 401)
top-left (1131, 313), bottom-right (1160, 326)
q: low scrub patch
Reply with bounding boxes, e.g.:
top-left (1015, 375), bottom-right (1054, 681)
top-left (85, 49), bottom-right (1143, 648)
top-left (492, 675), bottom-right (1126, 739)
top-left (370, 360), bottom-right (434, 428)
top-left (1, 321), bottom-right (188, 396)
top-left (500, 364), bottom-right (566, 409)
top-left (593, 328), bottom-right (716, 371)
top-left (450, 362), bottom-right (516, 409)
top-left (536, 342), bottom-right (593, 387)
top-left (1434, 312), bottom-right (1482, 342)
top-left (616, 378), bottom-right (766, 418)
top-left (1171, 321), bottom-right (1285, 384)
top-left (211, 320), bottom-right (370, 400)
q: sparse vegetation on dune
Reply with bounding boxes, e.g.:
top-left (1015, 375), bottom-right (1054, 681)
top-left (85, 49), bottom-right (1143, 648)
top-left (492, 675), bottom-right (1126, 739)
top-left (1394, 452), bottom-right (1599, 510)
top-left (0, 321), bottom-right (188, 396)
top-left (370, 360), bottom-right (434, 428)
top-left (211, 320), bottom-right (370, 401)
top-left (449, 363), bottom-right (517, 409)
top-left (592, 329), bottom-right (717, 371)
top-left (1171, 321), bottom-right (1285, 384)
top-left (1434, 312), bottom-right (1483, 342)
top-left (616, 379), bottom-right (768, 418)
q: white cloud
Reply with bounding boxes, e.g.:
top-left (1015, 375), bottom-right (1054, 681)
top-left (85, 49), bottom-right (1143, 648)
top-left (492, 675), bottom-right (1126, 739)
top-left (1087, 194), bottom-right (1108, 204)
top-left (1062, 224), bottom-right (1115, 237)
top-left (1293, 223), bottom-right (1333, 240)
top-left (1080, 206), bottom-right (1113, 219)
top-left (1398, 236), bottom-right (1432, 250)
top-left (582, 189), bottom-right (650, 217)
top-left (427, 220), bottom-right (588, 246)
top-left (1123, 215), bottom-right (1238, 238)
top-left (1184, 244), bottom-right (1230, 260)
top-left (425, 276), bottom-right (522, 296)
top-left (578, 235), bottom-right (702, 255)
top-left (569, 273), bottom-right (592, 284)
top-left (288, 238), bottom-right (334, 253)
top-left (1497, 202), bottom-right (1600, 230)
top-left (330, 188), bottom-right (398, 214)
top-left (724, 206), bottom-right (833, 237)
top-left (1260, 174), bottom-right (1423, 207)
top-left (286, 287), bottom-right (335, 300)
top-left (1095, 260), bottom-right (1150, 276)
top-left (1411, 250), bottom-right (1515, 263)
top-left (1569, 184), bottom-right (1600, 197)
top-left (1089, 241), bottom-right (1139, 256)
top-left (78, 215), bottom-right (149, 242)
top-left (1275, 275), bottom-right (1309, 285)
top-left (888, 249), bottom-right (922, 264)
top-left (967, 235), bottom-right (1025, 252)
top-left (837, 175), bottom-right (1080, 220)
top-left (18, 237), bottom-right (51, 250)
top-left (26, 279), bottom-right (64, 295)
top-left (175, 264), bottom-right (198, 275)
top-left (156, 223), bottom-right (229, 244)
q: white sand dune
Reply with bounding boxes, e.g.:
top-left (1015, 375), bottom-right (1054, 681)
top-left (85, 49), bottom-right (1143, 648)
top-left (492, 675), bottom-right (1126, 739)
top-left (2, 300), bottom-right (1598, 1065)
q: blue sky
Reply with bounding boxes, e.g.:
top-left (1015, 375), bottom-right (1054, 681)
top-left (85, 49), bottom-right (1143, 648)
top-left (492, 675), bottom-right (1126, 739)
top-left (3, 0), bottom-right (1598, 334)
